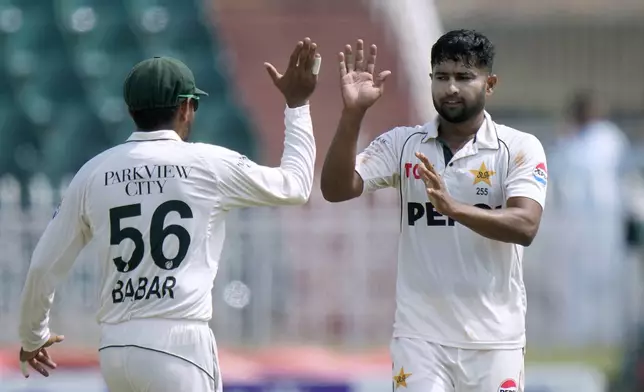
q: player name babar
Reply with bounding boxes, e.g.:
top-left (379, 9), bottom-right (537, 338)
top-left (104, 165), bottom-right (193, 196)
top-left (111, 275), bottom-right (176, 304)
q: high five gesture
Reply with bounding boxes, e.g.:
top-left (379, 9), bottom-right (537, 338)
top-left (265, 37), bottom-right (322, 108)
top-left (338, 39), bottom-right (392, 111)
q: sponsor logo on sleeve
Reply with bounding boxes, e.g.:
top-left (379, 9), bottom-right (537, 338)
top-left (533, 162), bottom-right (547, 185)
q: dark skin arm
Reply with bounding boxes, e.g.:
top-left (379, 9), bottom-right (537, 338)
top-left (449, 197), bottom-right (543, 246)
top-left (320, 108), bottom-right (366, 202)
top-left (320, 39), bottom-right (391, 202)
top-left (415, 152), bottom-right (543, 246)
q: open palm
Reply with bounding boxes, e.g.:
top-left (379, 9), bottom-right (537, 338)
top-left (339, 40), bottom-right (392, 111)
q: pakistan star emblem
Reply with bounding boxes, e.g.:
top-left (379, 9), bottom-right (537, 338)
top-left (393, 367), bottom-right (412, 389)
top-left (470, 162), bottom-right (496, 186)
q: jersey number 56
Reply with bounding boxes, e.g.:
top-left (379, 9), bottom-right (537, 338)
top-left (109, 200), bottom-right (193, 273)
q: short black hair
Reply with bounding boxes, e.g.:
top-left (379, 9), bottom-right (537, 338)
top-left (431, 29), bottom-right (495, 72)
top-left (130, 106), bottom-right (179, 131)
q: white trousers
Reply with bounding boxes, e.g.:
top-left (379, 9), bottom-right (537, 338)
top-left (391, 337), bottom-right (524, 392)
top-left (98, 320), bottom-right (221, 392)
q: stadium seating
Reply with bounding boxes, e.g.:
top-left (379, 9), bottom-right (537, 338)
top-left (0, 0), bottom-right (258, 193)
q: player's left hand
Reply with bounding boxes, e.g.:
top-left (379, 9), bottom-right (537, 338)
top-left (416, 152), bottom-right (457, 216)
top-left (19, 334), bottom-right (64, 378)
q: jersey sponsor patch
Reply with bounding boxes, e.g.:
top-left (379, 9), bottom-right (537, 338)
top-left (498, 378), bottom-right (518, 392)
top-left (236, 155), bottom-right (252, 169)
top-left (533, 162), bottom-right (547, 185)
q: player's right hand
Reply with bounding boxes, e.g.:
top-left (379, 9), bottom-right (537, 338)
top-left (265, 37), bottom-right (320, 108)
top-left (339, 39), bottom-right (392, 112)
top-left (19, 334), bottom-right (64, 378)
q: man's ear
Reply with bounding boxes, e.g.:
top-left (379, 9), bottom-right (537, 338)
top-left (178, 100), bottom-right (190, 121)
top-left (486, 74), bottom-right (498, 95)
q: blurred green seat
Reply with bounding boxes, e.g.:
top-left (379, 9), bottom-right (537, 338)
top-left (124, 0), bottom-right (204, 28)
top-left (56, 0), bottom-right (142, 129)
top-left (191, 100), bottom-right (258, 161)
top-left (41, 102), bottom-right (111, 182)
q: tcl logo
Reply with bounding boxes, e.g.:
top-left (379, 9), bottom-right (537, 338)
top-left (404, 163), bottom-right (422, 179)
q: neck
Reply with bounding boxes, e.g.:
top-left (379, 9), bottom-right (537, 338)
top-left (438, 111), bottom-right (485, 143)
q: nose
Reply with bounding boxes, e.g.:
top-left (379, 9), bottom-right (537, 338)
top-left (447, 81), bottom-right (459, 95)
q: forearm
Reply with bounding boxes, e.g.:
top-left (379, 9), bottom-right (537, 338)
top-left (320, 108), bottom-right (365, 201)
top-left (278, 104), bottom-right (316, 203)
top-left (450, 203), bottom-right (539, 246)
top-left (19, 264), bottom-right (55, 352)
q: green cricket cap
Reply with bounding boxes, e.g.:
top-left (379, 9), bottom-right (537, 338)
top-left (123, 56), bottom-right (208, 111)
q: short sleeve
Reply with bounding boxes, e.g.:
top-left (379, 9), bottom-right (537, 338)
top-left (505, 134), bottom-right (548, 208)
top-left (355, 129), bottom-right (400, 193)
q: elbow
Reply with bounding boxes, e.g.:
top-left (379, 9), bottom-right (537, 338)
top-left (321, 189), bottom-right (343, 203)
top-left (320, 176), bottom-right (360, 203)
top-left (320, 187), bottom-right (353, 203)
top-left (516, 223), bottom-right (539, 247)
top-left (287, 184), bottom-right (312, 205)
top-left (517, 234), bottom-right (534, 247)
top-left (291, 192), bottom-right (310, 205)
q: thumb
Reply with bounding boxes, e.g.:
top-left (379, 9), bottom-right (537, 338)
top-left (264, 62), bottom-right (282, 85)
top-left (44, 335), bottom-right (65, 347)
top-left (374, 70), bottom-right (392, 88)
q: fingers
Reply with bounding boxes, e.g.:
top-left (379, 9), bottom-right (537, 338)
top-left (366, 44), bottom-right (377, 74)
top-left (28, 357), bottom-right (50, 377)
top-left (264, 62), bottom-right (282, 84)
top-left (415, 152), bottom-right (442, 189)
top-left (415, 152), bottom-right (432, 170)
top-left (298, 37), bottom-right (312, 69)
top-left (374, 70), bottom-right (392, 88)
top-left (338, 52), bottom-right (347, 77)
top-left (311, 53), bottom-right (322, 76)
top-left (38, 349), bottom-right (57, 369)
top-left (344, 44), bottom-right (354, 72)
top-left (419, 165), bottom-right (442, 190)
top-left (288, 40), bottom-right (304, 70)
top-left (355, 39), bottom-right (365, 72)
top-left (44, 334), bottom-right (65, 347)
top-left (302, 39), bottom-right (317, 70)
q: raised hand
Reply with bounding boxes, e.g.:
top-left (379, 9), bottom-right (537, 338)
top-left (265, 37), bottom-right (321, 108)
top-left (339, 39), bottom-right (392, 112)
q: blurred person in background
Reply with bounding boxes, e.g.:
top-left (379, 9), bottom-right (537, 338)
top-left (321, 30), bottom-right (547, 392)
top-left (548, 89), bottom-right (631, 347)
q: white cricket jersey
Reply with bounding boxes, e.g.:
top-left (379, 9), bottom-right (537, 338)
top-left (355, 111), bottom-right (547, 349)
top-left (18, 105), bottom-right (315, 352)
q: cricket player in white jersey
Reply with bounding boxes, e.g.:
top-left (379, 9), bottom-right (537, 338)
top-left (321, 30), bottom-right (547, 392)
top-left (17, 37), bottom-right (321, 391)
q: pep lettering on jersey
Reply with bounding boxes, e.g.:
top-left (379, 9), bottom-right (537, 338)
top-left (104, 164), bottom-right (193, 196)
top-left (407, 202), bottom-right (502, 226)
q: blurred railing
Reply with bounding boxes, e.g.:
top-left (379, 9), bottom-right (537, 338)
top-left (0, 174), bottom-right (641, 351)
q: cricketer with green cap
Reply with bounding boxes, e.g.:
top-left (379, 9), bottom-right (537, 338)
top-left (123, 56), bottom-right (208, 139)
top-left (17, 38), bottom-right (321, 392)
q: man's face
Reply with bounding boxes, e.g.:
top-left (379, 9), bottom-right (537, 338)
top-left (430, 60), bottom-right (495, 124)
